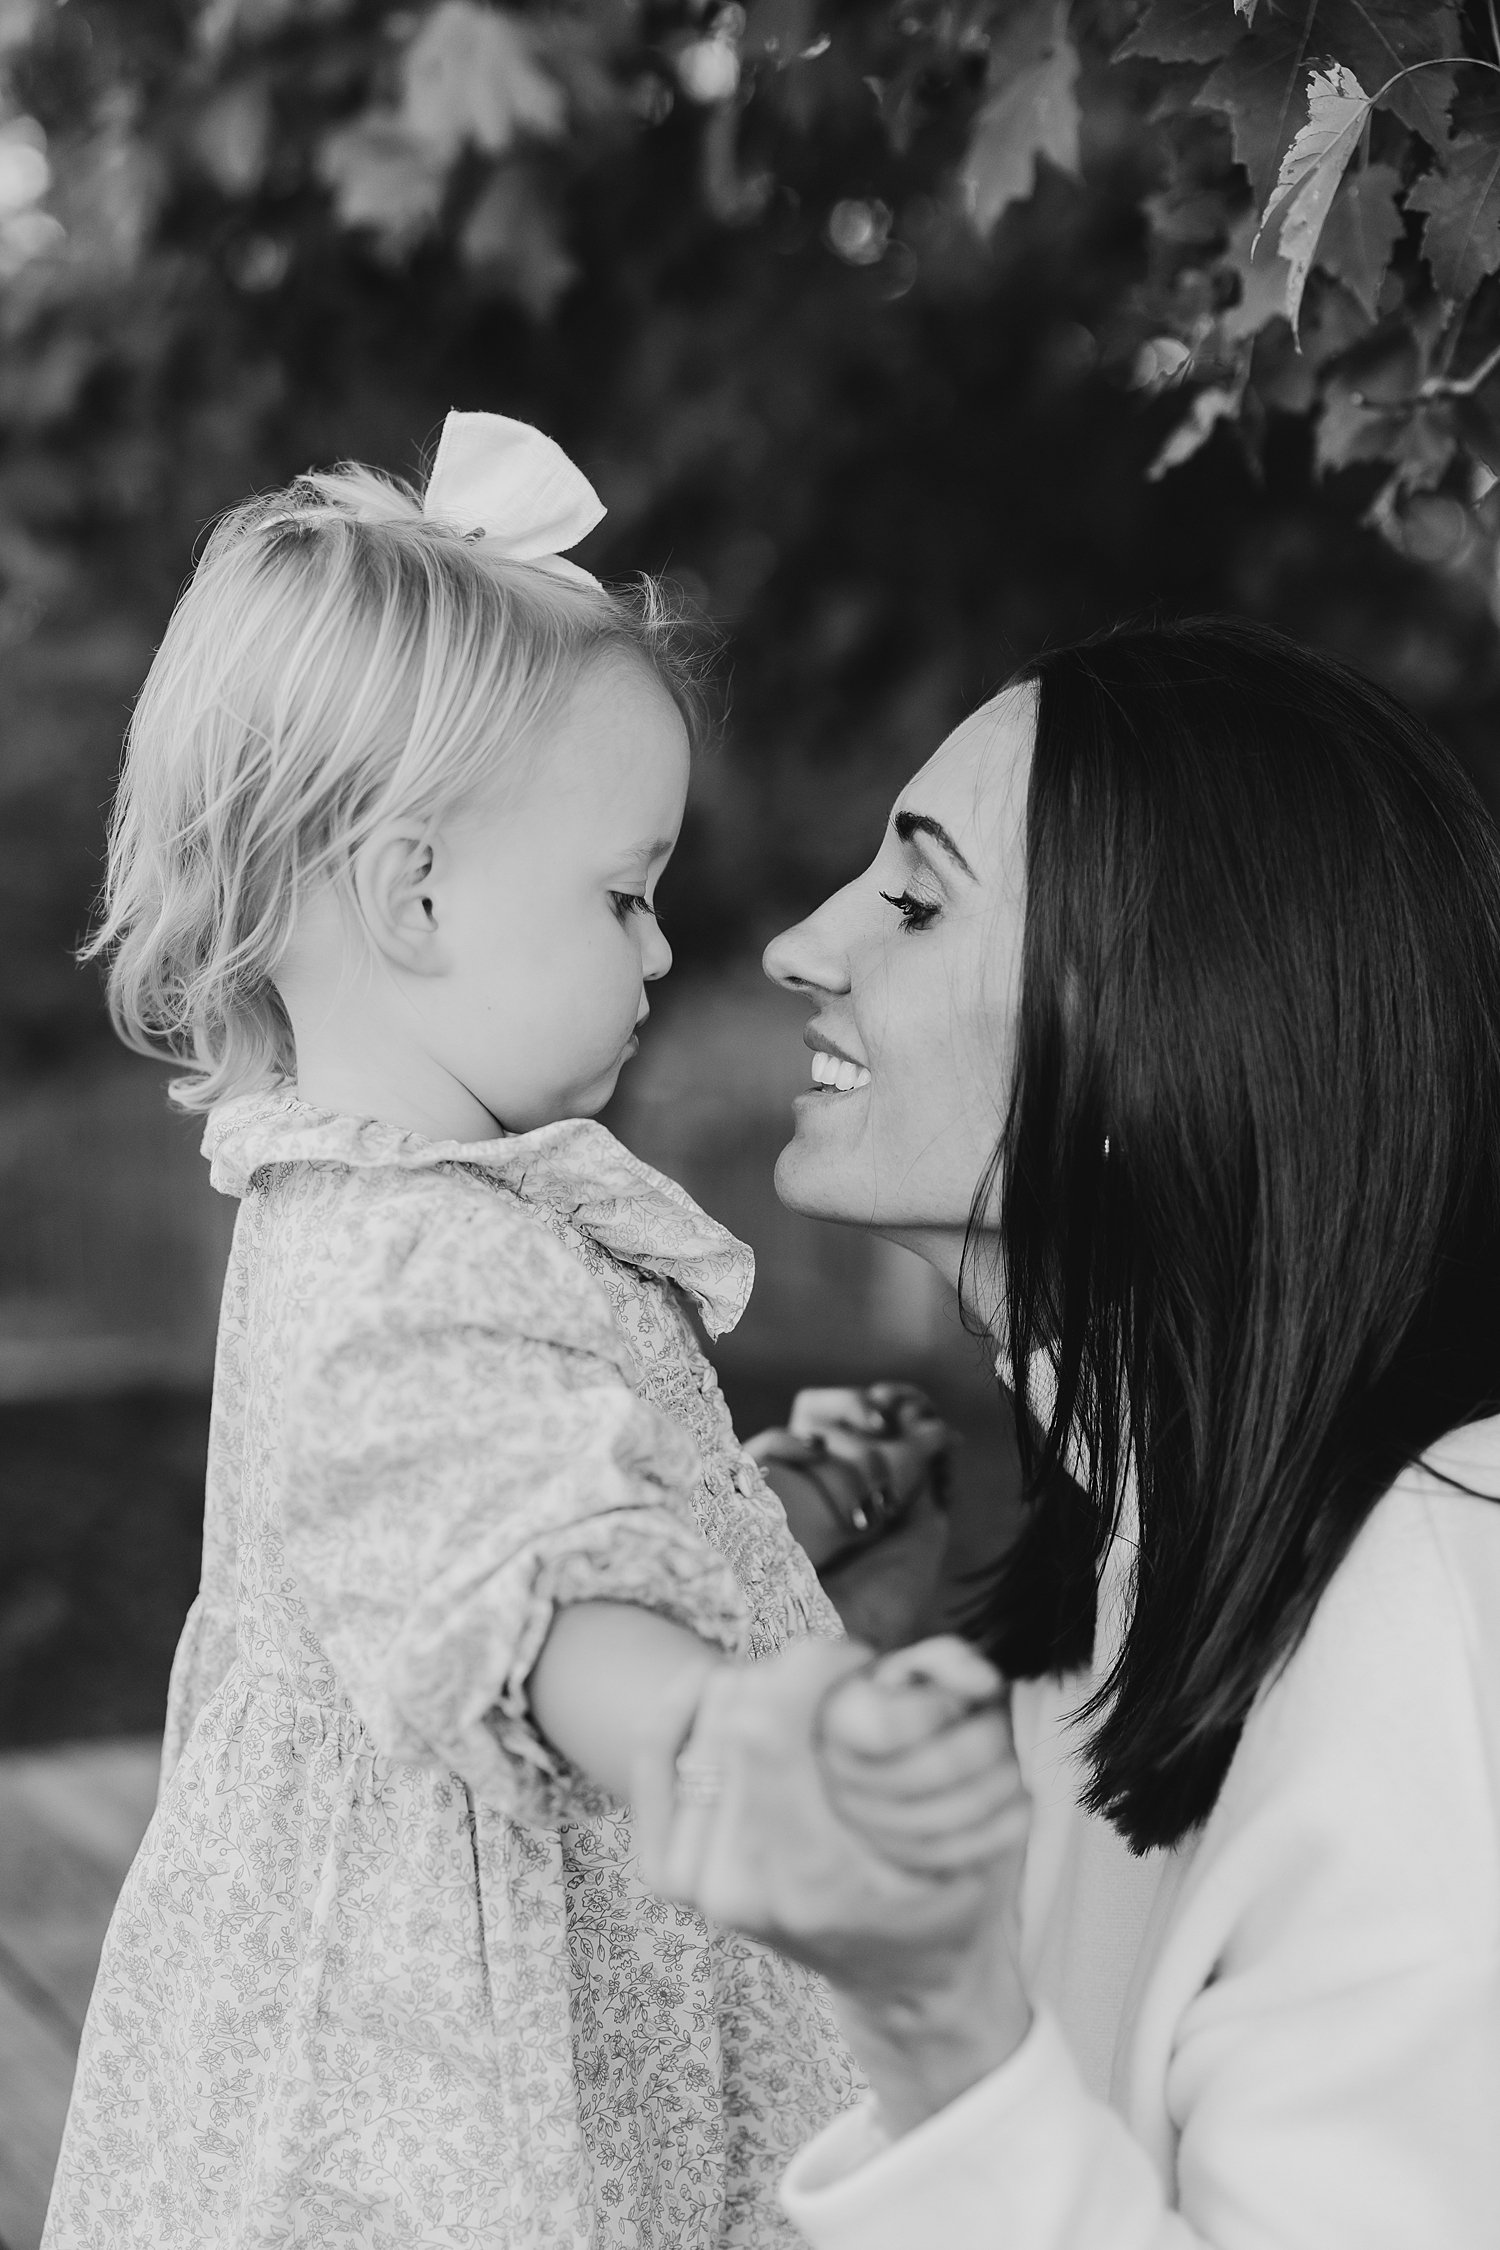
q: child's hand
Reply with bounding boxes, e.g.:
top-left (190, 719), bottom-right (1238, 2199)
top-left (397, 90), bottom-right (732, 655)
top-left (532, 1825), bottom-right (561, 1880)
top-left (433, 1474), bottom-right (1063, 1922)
top-left (815, 1637), bottom-right (1029, 1878)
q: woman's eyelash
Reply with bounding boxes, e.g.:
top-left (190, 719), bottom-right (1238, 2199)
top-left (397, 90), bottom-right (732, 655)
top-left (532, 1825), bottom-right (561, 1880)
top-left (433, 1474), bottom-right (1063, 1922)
top-left (879, 888), bottom-right (939, 932)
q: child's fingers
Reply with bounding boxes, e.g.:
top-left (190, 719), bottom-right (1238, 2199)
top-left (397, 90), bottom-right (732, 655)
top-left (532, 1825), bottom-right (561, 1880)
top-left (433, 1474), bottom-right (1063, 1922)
top-left (818, 1642), bottom-right (1006, 1764)
top-left (869, 1636), bottom-right (1004, 1707)
top-left (826, 1754), bottom-right (1024, 1845)
top-left (820, 1706), bottom-right (1015, 1803)
top-left (817, 1670), bottom-right (970, 1759)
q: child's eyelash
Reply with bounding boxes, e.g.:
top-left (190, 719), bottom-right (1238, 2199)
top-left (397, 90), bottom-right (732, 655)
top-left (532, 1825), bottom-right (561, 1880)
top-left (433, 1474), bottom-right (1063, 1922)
top-left (879, 889), bottom-right (939, 932)
top-left (611, 891), bottom-right (657, 923)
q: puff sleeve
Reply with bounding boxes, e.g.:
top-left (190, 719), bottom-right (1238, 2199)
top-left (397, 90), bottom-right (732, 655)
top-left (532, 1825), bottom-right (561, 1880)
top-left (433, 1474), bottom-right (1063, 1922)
top-left (277, 1174), bottom-right (748, 1819)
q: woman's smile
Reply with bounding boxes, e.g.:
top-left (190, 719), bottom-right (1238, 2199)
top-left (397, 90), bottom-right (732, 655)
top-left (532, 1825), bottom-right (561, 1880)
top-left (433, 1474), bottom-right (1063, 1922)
top-left (764, 689), bottom-right (1031, 1273)
top-left (804, 1035), bottom-right (872, 1096)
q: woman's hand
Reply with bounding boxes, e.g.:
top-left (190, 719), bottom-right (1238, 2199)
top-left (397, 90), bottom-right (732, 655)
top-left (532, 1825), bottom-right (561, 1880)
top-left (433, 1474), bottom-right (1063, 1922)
top-left (748, 1382), bottom-right (952, 1574)
top-left (633, 1636), bottom-right (1034, 2134)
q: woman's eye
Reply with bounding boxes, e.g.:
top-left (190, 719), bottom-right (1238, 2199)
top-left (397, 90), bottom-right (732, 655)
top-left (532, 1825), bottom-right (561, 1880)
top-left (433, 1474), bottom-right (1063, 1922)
top-left (879, 888), bottom-right (940, 933)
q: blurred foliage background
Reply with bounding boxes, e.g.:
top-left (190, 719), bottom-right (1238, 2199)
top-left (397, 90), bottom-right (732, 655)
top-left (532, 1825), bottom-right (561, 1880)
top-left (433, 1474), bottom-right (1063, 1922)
top-left (7, 0), bottom-right (1500, 1737)
top-left (5, 0), bottom-right (1500, 1070)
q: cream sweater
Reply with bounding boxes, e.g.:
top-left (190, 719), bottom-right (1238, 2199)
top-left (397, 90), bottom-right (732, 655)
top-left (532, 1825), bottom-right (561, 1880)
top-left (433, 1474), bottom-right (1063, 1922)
top-left (782, 1416), bottom-right (1500, 2248)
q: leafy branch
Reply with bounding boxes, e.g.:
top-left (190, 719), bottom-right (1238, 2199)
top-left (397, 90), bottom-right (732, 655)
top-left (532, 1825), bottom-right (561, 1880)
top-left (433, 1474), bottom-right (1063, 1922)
top-left (3, 1), bottom-right (1500, 618)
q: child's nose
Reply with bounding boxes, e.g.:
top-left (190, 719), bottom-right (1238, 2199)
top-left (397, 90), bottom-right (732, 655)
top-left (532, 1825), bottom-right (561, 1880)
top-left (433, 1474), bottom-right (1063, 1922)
top-left (643, 916), bottom-right (673, 981)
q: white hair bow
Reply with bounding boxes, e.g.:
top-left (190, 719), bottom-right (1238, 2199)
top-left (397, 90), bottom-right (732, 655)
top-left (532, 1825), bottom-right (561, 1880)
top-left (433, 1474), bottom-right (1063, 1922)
top-left (422, 409), bottom-right (605, 588)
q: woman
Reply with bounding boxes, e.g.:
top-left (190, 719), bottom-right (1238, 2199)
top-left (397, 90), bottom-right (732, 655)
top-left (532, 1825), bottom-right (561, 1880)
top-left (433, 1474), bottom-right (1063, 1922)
top-left (635, 619), bottom-right (1500, 2247)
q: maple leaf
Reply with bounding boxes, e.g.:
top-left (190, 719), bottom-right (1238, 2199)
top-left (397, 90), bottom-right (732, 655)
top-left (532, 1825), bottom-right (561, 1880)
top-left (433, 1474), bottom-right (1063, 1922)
top-left (1313, 160), bottom-right (1402, 318)
top-left (400, 1), bottom-right (566, 165)
top-left (317, 117), bottom-right (446, 251)
top-left (1408, 134), bottom-right (1500, 299)
top-left (1312, 0), bottom-right (1459, 152)
top-left (1115, 0), bottom-right (1239, 66)
top-left (961, 0), bottom-right (1080, 233)
top-left (1256, 63), bottom-right (1371, 332)
top-left (1219, 209), bottom-right (1294, 343)
top-left (1198, 2), bottom-right (1460, 207)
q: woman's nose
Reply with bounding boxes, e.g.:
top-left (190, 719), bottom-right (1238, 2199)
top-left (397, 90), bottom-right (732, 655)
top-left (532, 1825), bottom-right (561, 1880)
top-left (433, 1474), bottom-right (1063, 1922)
top-left (762, 897), bottom-right (852, 997)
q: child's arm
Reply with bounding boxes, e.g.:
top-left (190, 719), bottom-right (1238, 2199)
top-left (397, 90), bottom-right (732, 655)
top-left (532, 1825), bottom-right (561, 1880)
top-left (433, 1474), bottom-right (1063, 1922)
top-left (528, 1598), bottom-right (724, 1803)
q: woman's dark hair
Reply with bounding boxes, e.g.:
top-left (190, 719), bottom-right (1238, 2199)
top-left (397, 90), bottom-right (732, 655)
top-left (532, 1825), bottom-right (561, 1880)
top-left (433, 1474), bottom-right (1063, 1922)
top-left (967, 616), bottom-right (1500, 1853)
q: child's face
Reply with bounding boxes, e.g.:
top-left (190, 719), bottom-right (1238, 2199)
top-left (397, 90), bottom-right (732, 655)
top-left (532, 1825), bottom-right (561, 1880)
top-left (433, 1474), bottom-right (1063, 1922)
top-left (422, 654), bottom-right (690, 1133)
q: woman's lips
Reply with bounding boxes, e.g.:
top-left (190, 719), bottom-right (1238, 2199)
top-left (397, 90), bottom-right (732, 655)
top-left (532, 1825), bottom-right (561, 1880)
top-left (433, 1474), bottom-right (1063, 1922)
top-left (808, 1050), bottom-right (871, 1094)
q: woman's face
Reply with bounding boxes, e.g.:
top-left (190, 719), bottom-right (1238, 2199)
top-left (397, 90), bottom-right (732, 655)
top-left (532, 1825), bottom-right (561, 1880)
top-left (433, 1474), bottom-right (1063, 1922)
top-left (763, 683), bottom-right (1034, 1277)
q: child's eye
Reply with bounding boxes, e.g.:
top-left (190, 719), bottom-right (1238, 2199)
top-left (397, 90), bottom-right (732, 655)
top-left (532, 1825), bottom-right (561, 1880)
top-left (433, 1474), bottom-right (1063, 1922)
top-left (879, 889), bottom-right (940, 933)
top-left (610, 891), bottom-right (656, 924)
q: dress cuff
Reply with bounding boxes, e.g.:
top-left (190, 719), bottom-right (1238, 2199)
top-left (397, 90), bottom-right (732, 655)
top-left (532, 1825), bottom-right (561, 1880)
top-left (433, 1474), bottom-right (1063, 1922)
top-left (780, 2009), bottom-right (1106, 2250)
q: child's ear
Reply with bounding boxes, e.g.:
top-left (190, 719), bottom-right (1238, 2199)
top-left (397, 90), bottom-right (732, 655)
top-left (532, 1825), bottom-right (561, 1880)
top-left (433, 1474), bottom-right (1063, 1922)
top-left (353, 827), bottom-right (445, 975)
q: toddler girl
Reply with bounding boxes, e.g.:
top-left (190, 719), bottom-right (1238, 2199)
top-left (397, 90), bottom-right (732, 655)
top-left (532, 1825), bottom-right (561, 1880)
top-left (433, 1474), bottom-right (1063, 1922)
top-left (43, 414), bottom-right (943, 2250)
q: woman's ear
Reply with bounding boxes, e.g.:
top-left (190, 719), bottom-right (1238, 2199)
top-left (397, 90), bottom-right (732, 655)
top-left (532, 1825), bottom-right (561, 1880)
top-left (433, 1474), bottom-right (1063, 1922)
top-left (351, 826), bottom-right (446, 976)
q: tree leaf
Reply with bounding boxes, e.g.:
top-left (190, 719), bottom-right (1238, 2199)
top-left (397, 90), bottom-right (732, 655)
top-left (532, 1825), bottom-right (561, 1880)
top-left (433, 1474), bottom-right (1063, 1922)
top-left (1313, 0), bottom-right (1459, 153)
top-left (961, 0), bottom-right (1080, 233)
top-left (1313, 159), bottom-right (1402, 317)
top-left (317, 117), bottom-right (446, 251)
top-left (1115, 0), bottom-right (1239, 65)
top-left (1219, 209), bottom-right (1294, 342)
top-left (400, 1), bottom-right (565, 165)
top-left (1408, 134), bottom-right (1500, 298)
top-left (1198, 2), bottom-right (1459, 207)
top-left (459, 164), bottom-right (577, 317)
top-left (191, 78), bottom-right (271, 196)
top-left (1147, 382), bottom-right (1240, 478)
top-left (1257, 63), bottom-right (1370, 332)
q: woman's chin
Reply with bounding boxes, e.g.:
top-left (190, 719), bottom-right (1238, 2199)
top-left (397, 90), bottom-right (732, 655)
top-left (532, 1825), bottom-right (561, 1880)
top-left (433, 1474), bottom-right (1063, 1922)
top-left (773, 1116), bottom-right (866, 1221)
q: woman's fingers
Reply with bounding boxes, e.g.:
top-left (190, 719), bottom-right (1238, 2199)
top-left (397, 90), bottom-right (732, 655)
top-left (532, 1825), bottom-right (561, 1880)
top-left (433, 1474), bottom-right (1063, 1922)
top-left (631, 1656), bottom-right (725, 1896)
top-left (788, 1387), bottom-right (886, 1439)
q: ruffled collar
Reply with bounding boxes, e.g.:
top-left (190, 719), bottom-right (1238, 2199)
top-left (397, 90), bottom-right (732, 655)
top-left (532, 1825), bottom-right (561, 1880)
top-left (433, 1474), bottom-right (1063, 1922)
top-left (202, 1090), bottom-right (754, 1338)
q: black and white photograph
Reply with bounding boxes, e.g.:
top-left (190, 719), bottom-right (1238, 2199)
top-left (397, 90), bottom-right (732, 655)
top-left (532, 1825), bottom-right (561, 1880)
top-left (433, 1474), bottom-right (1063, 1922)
top-left (1, 3), bottom-right (1498, 2245)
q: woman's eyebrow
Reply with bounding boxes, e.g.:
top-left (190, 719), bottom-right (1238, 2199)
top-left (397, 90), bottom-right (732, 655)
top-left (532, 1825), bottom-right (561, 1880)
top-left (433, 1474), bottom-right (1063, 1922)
top-left (893, 808), bottom-right (977, 880)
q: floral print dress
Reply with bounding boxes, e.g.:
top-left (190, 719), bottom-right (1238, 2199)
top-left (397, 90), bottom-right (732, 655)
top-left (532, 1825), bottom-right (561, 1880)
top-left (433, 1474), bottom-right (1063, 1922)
top-left (43, 1094), bottom-right (858, 2250)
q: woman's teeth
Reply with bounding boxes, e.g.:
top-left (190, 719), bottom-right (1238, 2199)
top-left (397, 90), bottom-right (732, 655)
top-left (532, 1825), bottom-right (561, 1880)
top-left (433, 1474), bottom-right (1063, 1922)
top-left (811, 1050), bottom-right (871, 1094)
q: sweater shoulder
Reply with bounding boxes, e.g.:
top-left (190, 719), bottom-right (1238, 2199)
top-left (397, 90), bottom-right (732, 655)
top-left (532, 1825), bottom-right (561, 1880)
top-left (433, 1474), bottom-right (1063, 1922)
top-left (1211, 1436), bottom-right (1500, 1950)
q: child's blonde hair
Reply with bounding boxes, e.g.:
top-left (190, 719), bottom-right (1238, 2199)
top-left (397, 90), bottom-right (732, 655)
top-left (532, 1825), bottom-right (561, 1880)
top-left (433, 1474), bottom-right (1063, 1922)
top-left (85, 459), bottom-right (707, 1110)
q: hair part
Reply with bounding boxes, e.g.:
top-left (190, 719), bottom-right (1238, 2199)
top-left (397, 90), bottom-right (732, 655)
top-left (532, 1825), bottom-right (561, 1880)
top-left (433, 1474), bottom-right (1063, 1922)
top-left (84, 459), bottom-right (711, 1109)
top-left (962, 617), bottom-right (1500, 1851)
